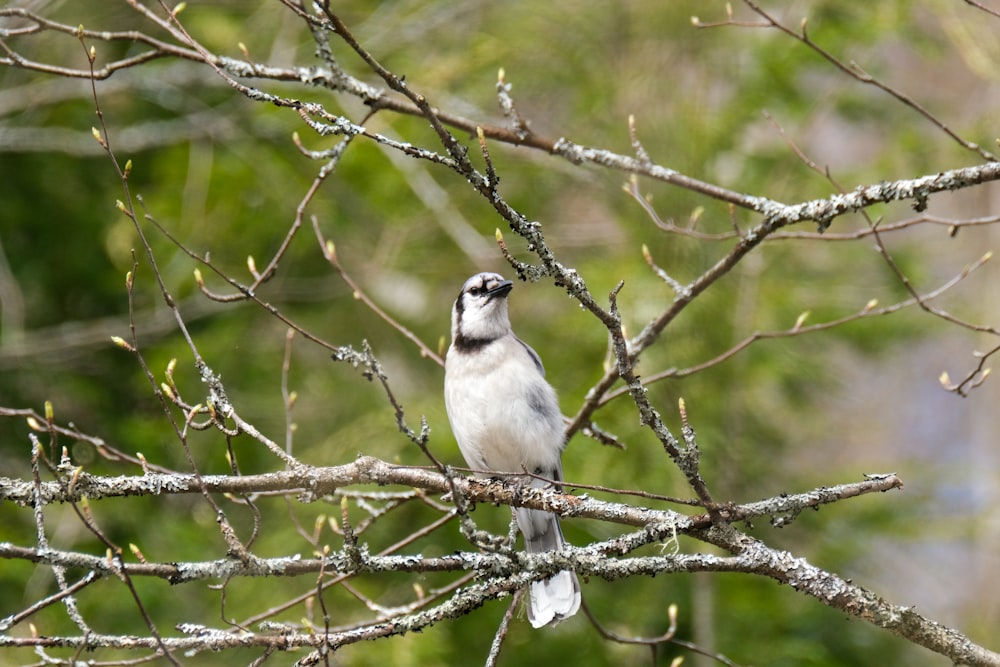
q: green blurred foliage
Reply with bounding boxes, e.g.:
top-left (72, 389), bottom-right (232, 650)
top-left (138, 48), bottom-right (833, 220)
top-left (1, 1), bottom-right (997, 665)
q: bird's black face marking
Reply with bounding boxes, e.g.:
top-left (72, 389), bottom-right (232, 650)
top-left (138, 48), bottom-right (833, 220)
top-left (453, 332), bottom-right (494, 352)
top-left (459, 276), bottom-right (512, 302)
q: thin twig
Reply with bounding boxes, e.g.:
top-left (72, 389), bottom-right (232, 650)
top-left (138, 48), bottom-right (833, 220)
top-left (731, 0), bottom-right (995, 160)
top-left (485, 589), bottom-right (521, 667)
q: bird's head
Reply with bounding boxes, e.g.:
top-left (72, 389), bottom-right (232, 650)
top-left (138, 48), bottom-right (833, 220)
top-left (451, 272), bottom-right (514, 349)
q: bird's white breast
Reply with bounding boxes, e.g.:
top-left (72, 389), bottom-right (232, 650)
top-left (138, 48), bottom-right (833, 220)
top-left (444, 335), bottom-right (564, 476)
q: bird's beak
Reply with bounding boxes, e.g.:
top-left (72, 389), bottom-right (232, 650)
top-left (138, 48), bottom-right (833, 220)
top-left (486, 279), bottom-right (513, 300)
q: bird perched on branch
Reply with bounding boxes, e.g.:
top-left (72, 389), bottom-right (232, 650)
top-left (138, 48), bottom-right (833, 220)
top-left (444, 272), bottom-right (581, 628)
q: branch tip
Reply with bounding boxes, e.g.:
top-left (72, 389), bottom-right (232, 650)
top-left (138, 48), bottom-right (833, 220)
top-left (793, 310), bottom-right (810, 331)
top-left (110, 335), bottom-right (134, 352)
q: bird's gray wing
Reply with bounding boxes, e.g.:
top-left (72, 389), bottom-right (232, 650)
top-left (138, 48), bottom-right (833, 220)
top-left (514, 336), bottom-right (545, 376)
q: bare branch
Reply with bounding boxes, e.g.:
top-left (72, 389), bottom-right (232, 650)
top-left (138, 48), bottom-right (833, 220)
top-left (718, 1), bottom-right (996, 161)
top-left (2, 4), bottom-right (998, 664)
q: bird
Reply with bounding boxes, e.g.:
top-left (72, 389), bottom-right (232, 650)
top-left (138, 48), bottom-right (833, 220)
top-left (444, 271), bottom-right (581, 628)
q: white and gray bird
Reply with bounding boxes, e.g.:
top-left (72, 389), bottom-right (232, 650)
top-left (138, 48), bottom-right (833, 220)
top-left (444, 272), bottom-right (581, 628)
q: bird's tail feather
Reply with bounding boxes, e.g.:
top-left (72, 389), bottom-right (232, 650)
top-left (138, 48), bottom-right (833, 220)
top-left (516, 507), bottom-right (581, 628)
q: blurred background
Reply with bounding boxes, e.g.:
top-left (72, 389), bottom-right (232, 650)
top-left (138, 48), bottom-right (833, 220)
top-left (2, 1), bottom-right (1000, 665)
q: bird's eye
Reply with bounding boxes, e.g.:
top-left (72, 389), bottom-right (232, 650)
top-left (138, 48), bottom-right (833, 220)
top-left (468, 285), bottom-right (484, 296)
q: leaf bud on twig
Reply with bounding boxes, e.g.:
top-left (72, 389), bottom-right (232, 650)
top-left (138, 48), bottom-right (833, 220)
top-left (110, 336), bottom-right (134, 352)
